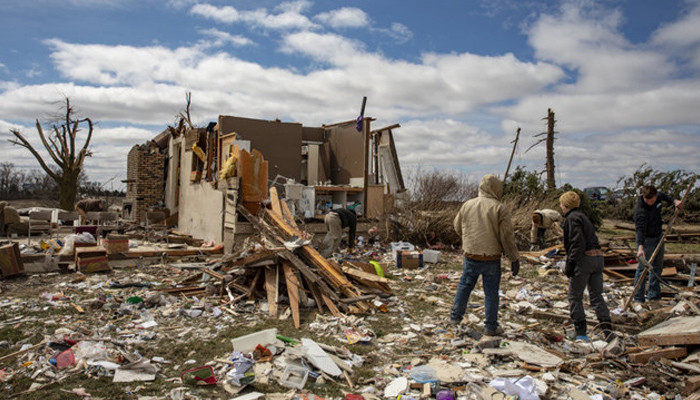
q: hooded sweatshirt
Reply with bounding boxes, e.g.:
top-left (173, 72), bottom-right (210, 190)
top-left (453, 174), bottom-right (519, 261)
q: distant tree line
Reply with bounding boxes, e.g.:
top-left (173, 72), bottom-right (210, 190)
top-left (0, 162), bottom-right (124, 204)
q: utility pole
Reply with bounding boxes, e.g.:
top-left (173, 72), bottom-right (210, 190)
top-left (503, 127), bottom-right (520, 182)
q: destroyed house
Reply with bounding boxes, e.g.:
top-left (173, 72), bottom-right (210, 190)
top-left (125, 114), bottom-right (405, 251)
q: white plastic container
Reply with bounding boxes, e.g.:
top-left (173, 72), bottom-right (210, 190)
top-left (279, 365), bottom-right (308, 389)
top-left (390, 241), bottom-right (415, 261)
top-left (423, 249), bottom-right (441, 264)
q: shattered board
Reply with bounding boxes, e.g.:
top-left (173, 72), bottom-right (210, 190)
top-left (508, 341), bottom-right (563, 368)
top-left (638, 315), bottom-right (700, 347)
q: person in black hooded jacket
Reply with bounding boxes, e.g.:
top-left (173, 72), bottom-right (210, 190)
top-left (632, 185), bottom-right (682, 302)
top-left (560, 191), bottom-right (613, 342)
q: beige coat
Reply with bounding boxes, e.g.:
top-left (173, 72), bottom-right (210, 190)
top-left (530, 209), bottom-right (563, 244)
top-left (453, 174), bottom-right (519, 261)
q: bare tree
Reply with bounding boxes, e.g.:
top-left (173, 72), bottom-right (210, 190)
top-left (9, 97), bottom-right (94, 210)
top-left (526, 108), bottom-right (557, 191)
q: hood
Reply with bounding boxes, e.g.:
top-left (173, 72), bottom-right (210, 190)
top-left (478, 174), bottom-right (502, 200)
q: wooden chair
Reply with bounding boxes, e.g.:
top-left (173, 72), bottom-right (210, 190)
top-left (55, 210), bottom-right (79, 238)
top-left (28, 210), bottom-right (53, 245)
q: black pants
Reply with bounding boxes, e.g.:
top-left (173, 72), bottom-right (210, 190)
top-left (568, 254), bottom-right (611, 336)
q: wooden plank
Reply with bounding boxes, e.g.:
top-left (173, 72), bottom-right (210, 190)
top-left (264, 265), bottom-right (279, 318)
top-left (269, 187), bottom-right (283, 217)
top-left (321, 292), bottom-right (342, 317)
top-left (638, 316), bottom-right (700, 347)
top-left (628, 347), bottom-right (687, 364)
top-left (282, 260), bottom-right (301, 329)
top-left (304, 275), bottom-right (325, 313)
top-left (231, 250), bottom-right (276, 266)
top-left (280, 199), bottom-right (297, 227)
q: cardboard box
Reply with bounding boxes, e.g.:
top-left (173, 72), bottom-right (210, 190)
top-left (0, 242), bottom-right (24, 278)
top-left (396, 250), bottom-right (423, 269)
top-left (105, 233), bottom-right (129, 254)
top-left (75, 246), bottom-right (110, 273)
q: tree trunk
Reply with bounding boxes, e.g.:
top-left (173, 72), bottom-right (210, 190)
top-left (58, 170), bottom-right (80, 210)
top-left (546, 108), bottom-right (556, 190)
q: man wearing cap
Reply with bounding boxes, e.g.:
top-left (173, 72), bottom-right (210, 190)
top-left (530, 208), bottom-right (563, 250)
top-left (632, 185), bottom-right (683, 302)
top-left (560, 191), bottom-right (613, 342)
top-left (320, 208), bottom-right (356, 257)
top-left (450, 174), bottom-right (520, 336)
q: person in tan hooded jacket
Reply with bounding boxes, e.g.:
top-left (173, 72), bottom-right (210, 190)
top-left (450, 174), bottom-right (519, 336)
top-left (530, 209), bottom-right (563, 250)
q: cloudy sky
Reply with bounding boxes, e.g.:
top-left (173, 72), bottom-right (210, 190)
top-left (1, 0), bottom-right (699, 191)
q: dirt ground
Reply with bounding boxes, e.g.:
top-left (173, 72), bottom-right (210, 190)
top-left (0, 216), bottom-right (699, 399)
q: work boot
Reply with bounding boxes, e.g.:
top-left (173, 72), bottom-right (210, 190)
top-left (600, 321), bottom-right (616, 342)
top-left (484, 326), bottom-right (504, 336)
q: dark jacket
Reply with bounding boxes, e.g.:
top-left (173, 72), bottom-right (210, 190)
top-left (563, 208), bottom-right (600, 276)
top-left (332, 208), bottom-right (356, 248)
top-left (634, 192), bottom-right (673, 246)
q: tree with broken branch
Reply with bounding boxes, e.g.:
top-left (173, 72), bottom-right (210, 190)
top-left (526, 108), bottom-right (557, 190)
top-left (9, 98), bottom-right (94, 210)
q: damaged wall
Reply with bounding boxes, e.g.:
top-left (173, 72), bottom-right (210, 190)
top-left (124, 144), bottom-right (166, 223)
top-left (176, 130), bottom-right (225, 242)
top-left (327, 124), bottom-right (365, 185)
top-left (218, 116), bottom-right (303, 182)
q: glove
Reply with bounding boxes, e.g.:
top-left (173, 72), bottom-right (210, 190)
top-left (511, 260), bottom-right (520, 277)
top-left (565, 260), bottom-right (576, 278)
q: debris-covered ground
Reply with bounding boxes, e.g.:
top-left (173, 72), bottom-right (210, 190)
top-left (1, 222), bottom-right (700, 400)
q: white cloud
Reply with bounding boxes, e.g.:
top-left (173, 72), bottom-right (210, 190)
top-left (198, 28), bottom-right (254, 47)
top-left (315, 7), bottom-right (369, 29)
top-left (527, 3), bottom-right (675, 93)
top-left (190, 1), bottom-right (318, 31)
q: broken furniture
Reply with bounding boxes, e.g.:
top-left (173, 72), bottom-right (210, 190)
top-left (27, 210), bottom-right (52, 245)
top-left (55, 210), bottom-right (79, 239)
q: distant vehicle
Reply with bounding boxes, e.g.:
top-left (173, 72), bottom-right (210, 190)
top-left (611, 187), bottom-right (637, 201)
top-left (583, 186), bottom-right (612, 201)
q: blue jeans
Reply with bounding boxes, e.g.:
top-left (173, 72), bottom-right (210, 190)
top-left (633, 236), bottom-right (664, 302)
top-left (450, 257), bottom-right (501, 331)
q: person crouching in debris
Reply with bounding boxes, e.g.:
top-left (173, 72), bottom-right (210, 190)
top-left (320, 208), bottom-right (356, 257)
top-left (530, 209), bottom-right (563, 250)
top-left (450, 174), bottom-right (520, 337)
top-left (75, 198), bottom-right (103, 224)
top-left (559, 191), bottom-right (614, 342)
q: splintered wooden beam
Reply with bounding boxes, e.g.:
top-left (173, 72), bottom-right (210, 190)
top-left (280, 198), bottom-right (297, 227)
top-left (269, 187), bottom-right (283, 216)
top-left (304, 275), bottom-right (325, 313)
top-left (321, 292), bottom-right (342, 317)
top-left (265, 265), bottom-right (279, 318)
top-left (638, 316), bottom-right (700, 346)
top-left (247, 269), bottom-right (263, 299)
top-left (282, 259), bottom-right (301, 329)
top-left (231, 250), bottom-right (276, 266)
top-left (628, 347), bottom-right (687, 364)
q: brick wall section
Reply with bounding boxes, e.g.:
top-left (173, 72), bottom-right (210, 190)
top-left (125, 145), bottom-right (166, 224)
